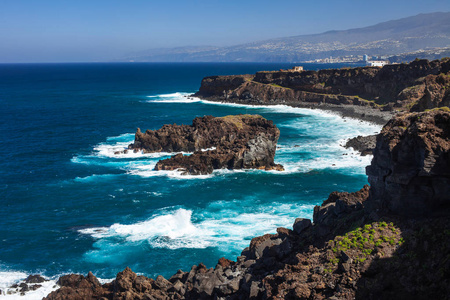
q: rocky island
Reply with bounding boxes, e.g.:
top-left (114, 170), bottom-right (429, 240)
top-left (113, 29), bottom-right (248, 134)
top-left (127, 114), bottom-right (284, 175)
top-left (38, 60), bottom-right (450, 299)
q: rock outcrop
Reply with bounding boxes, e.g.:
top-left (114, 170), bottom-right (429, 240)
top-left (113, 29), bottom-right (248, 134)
top-left (366, 109), bottom-right (450, 216)
top-left (127, 115), bottom-right (284, 175)
top-left (344, 135), bottom-right (377, 156)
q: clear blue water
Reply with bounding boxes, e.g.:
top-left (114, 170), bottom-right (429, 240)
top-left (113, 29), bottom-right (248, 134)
top-left (0, 62), bottom-right (377, 286)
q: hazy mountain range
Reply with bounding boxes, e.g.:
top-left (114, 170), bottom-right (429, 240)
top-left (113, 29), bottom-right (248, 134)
top-left (121, 12), bottom-right (450, 63)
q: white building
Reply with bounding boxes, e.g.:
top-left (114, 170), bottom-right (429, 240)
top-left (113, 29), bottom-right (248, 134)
top-left (367, 60), bottom-right (389, 67)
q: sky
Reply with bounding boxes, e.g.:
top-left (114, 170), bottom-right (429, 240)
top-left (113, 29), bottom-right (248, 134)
top-left (1, 0), bottom-right (449, 63)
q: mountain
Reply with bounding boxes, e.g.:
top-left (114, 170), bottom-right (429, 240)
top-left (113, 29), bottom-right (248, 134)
top-left (122, 12), bottom-right (450, 62)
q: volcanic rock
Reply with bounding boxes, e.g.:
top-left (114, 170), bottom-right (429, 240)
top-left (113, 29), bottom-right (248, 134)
top-left (129, 114), bottom-right (284, 175)
top-left (366, 109), bottom-right (450, 216)
top-left (345, 135), bottom-right (377, 156)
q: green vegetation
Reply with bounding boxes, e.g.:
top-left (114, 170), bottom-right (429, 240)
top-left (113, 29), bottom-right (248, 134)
top-left (328, 221), bottom-right (403, 266)
top-left (424, 106), bottom-right (450, 112)
top-left (269, 83), bottom-right (292, 90)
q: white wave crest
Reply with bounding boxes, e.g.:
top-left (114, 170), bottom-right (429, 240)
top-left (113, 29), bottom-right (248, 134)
top-left (0, 271), bottom-right (58, 300)
top-left (146, 92), bottom-right (200, 103)
top-left (79, 201), bottom-right (314, 254)
top-left (80, 209), bottom-right (213, 249)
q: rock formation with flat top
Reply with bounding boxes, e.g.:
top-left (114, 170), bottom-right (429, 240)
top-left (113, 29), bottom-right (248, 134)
top-left (128, 114), bottom-right (284, 175)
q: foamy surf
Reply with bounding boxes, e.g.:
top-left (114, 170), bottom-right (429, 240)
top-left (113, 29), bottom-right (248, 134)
top-left (79, 201), bottom-right (315, 260)
top-left (146, 92), bottom-right (200, 103)
top-left (79, 208), bottom-right (214, 249)
top-left (0, 271), bottom-right (58, 300)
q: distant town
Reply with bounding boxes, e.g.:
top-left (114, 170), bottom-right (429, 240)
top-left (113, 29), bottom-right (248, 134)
top-left (301, 47), bottom-right (450, 65)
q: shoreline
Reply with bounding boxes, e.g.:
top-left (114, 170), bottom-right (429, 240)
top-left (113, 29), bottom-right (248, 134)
top-left (192, 96), bottom-right (396, 125)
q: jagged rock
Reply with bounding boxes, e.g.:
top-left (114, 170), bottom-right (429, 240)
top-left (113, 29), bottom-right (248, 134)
top-left (45, 272), bottom-right (105, 300)
top-left (217, 257), bottom-right (234, 268)
top-left (345, 135), bottom-right (377, 156)
top-left (128, 115), bottom-right (284, 175)
top-left (154, 275), bottom-right (172, 291)
top-left (114, 267), bottom-right (136, 292)
top-left (293, 218), bottom-right (312, 234)
top-left (169, 270), bottom-right (188, 283)
top-left (24, 274), bottom-right (47, 284)
top-left (366, 110), bottom-right (450, 216)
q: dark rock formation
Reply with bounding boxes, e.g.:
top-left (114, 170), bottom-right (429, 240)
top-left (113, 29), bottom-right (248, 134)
top-left (194, 58), bottom-right (450, 123)
top-left (344, 135), bottom-right (377, 156)
top-left (366, 109), bottom-right (450, 216)
top-left (128, 115), bottom-right (284, 175)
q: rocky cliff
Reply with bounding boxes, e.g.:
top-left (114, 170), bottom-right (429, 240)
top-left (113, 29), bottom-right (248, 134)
top-left (194, 58), bottom-right (450, 122)
top-left (127, 115), bottom-right (283, 175)
top-left (45, 110), bottom-right (450, 299)
top-left (366, 109), bottom-right (450, 216)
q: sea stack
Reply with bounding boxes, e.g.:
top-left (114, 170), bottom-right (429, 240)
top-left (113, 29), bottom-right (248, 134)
top-left (128, 114), bottom-right (284, 175)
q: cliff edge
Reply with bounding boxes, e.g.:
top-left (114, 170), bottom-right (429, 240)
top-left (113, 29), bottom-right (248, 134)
top-left (194, 58), bottom-right (450, 124)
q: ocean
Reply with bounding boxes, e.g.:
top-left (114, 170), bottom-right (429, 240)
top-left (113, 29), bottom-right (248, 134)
top-left (0, 62), bottom-right (378, 298)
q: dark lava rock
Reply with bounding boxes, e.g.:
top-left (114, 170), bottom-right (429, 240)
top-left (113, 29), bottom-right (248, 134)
top-left (129, 114), bottom-right (284, 175)
top-left (345, 134), bottom-right (377, 156)
top-left (24, 274), bottom-right (47, 284)
top-left (366, 109), bottom-right (450, 216)
top-left (293, 218), bottom-right (312, 234)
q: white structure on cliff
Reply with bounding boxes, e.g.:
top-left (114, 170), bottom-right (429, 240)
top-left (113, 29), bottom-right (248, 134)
top-left (367, 60), bottom-right (389, 67)
top-left (291, 66), bottom-right (304, 72)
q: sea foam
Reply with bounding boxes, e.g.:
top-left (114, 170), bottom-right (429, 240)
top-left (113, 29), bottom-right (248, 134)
top-left (79, 201), bottom-right (315, 256)
top-left (0, 271), bottom-right (58, 300)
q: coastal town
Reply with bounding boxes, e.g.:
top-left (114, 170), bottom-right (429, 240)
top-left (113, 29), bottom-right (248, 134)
top-left (302, 46), bottom-right (450, 65)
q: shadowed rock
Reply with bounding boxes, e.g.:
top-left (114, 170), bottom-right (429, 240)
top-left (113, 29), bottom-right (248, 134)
top-left (366, 109), bottom-right (450, 216)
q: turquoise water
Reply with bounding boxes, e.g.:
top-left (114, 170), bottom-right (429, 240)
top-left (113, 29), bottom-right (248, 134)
top-left (0, 62), bottom-right (377, 291)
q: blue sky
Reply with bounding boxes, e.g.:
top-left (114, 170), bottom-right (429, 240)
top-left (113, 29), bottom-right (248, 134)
top-left (1, 0), bottom-right (449, 62)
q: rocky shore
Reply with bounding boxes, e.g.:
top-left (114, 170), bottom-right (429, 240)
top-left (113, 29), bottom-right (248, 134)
top-left (43, 109), bottom-right (450, 299)
top-left (25, 60), bottom-right (450, 299)
top-left (194, 58), bottom-right (450, 125)
top-left (125, 114), bottom-right (284, 175)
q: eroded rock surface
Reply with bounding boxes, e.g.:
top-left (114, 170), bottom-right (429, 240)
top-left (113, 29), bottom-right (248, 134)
top-left (345, 135), bottom-right (377, 156)
top-left (366, 109), bottom-right (450, 216)
top-left (128, 115), bottom-right (284, 175)
top-left (194, 58), bottom-right (450, 121)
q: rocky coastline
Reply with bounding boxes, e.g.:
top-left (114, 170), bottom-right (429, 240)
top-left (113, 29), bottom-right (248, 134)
top-left (17, 59), bottom-right (450, 299)
top-left (43, 109), bottom-right (450, 299)
top-left (193, 58), bottom-right (450, 125)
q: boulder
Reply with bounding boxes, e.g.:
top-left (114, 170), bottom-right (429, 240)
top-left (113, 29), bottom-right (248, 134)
top-left (293, 218), bottom-right (312, 234)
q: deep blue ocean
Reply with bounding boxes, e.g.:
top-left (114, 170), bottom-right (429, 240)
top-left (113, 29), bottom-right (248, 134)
top-left (0, 62), bottom-right (377, 297)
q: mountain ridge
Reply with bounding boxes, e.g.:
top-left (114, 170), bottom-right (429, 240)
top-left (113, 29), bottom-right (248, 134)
top-left (121, 12), bottom-right (450, 63)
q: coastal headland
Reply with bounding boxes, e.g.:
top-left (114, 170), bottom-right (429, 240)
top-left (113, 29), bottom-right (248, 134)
top-left (194, 58), bottom-right (450, 125)
top-left (20, 59), bottom-right (450, 299)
